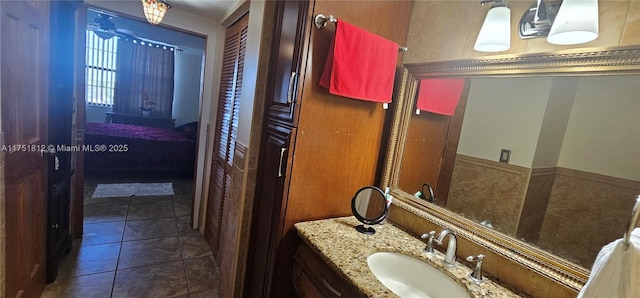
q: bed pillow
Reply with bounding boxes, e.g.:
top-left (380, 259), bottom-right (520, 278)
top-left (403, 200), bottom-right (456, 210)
top-left (174, 122), bottom-right (198, 140)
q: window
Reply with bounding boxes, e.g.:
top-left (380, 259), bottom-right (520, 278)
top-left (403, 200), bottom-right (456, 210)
top-left (85, 30), bottom-right (118, 106)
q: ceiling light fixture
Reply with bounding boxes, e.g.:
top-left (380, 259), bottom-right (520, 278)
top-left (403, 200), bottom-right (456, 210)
top-left (519, 0), bottom-right (598, 45)
top-left (474, 0), bottom-right (511, 52)
top-left (141, 0), bottom-right (171, 25)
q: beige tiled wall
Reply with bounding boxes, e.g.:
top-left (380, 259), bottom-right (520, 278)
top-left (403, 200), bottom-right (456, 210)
top-left (404, 0), bottom-right (640, 64)
top-left (622, 0), bottom-right (640, 44)
top-left (537, 168), bottom-right (640, 267)
top-left (447, 155), bottom-right (530, 235)
top-left (516, 167), bottom-right (556, 243)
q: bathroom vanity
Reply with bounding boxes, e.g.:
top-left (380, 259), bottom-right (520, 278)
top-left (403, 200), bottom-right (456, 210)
top-left (294, 217), bottom-right (524, 297)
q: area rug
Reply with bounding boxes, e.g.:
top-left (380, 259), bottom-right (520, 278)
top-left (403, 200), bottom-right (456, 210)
top-left (92, 182), bottom-right (175, 198)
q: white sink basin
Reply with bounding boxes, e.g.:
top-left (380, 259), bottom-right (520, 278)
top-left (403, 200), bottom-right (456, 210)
top-left (367, 252), bottom-right (471, 298)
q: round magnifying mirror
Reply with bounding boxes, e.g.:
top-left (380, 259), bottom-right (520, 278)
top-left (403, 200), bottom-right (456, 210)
top-left (351, 186), bottom-right (389, 235)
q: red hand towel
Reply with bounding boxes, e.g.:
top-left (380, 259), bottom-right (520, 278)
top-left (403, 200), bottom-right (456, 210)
top-left (319, 20), bottom-right (399, 103)
top-left (416, 79), bottom-right (465, 115)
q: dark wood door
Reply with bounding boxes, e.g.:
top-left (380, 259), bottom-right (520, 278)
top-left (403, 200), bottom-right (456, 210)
top-left (1, 0), bottom-right (50, 297)
top-left (46, 0), bottom-right (77, 283)
top-left (245, 122), bottom-right (295, 298)
top-left (264, 0), bottom-right (310, 126)
top-left (204, 13), bottom-right (249, 256)
top-left (397, 112), bottom-right (453, 194)
top-left (397, 81), bottom-right (470, 204)
top-left (72, 3), bottom-right (87, 243)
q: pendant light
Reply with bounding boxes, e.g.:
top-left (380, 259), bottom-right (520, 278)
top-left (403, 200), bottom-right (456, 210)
top-left (141, 0), bottom-right (171, 25)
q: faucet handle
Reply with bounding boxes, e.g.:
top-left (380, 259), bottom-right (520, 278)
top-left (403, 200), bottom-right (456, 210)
top-left (466, 254), bottom-right (485, 283)
top-left (420, 231), bottom-right (436, 253)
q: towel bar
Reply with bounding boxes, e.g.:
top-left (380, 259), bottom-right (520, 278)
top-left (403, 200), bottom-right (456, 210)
top-left (314, 13), bottom-right (408, 52)
top-left (623, 196), bottom-right (640, 250)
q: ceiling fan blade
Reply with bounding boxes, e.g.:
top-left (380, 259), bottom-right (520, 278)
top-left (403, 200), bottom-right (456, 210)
top-left (115, 28), bottom-right (138, 40)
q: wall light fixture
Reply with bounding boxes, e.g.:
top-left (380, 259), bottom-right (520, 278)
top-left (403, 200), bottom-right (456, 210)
top-left (474, 0), bottom-right (511, 52)
top-left (547, 0), bottom-right (599, 44)
top-left (519, 0), bottom-right (598, 45)
top-left (475, 0), bottom-right (599, 52)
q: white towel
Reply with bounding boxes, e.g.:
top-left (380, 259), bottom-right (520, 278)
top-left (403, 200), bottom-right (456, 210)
top-left (578, 228), bottom-right (640, 298)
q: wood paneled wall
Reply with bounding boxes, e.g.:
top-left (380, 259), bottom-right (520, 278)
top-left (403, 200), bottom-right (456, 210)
top-left (285, 0), bottom-right (414, 238)
top-left (272, 1), bottom-right (414, 296)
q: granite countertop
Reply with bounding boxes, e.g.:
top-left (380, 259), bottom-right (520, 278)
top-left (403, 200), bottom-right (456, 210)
top-left (294, 216), bottom-right (524, 298)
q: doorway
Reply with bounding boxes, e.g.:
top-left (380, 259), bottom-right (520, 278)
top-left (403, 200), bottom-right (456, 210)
top-left (76, 5), bottom-right (206, 227)
top-left (41, 4), bottom-right (221, 296)
top-left (49, 3), bottom-right (212, 292)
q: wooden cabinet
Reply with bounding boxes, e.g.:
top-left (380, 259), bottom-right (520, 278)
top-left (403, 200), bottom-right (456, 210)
top-left (246, 122), bottom-right (296, 297)
top-left (245, 0), bottom-right (413, 296)
top-left (293, 242), bottom-right (359, 298)
top-left (264, 0), bottom-right (309, 126)
top-left (245, 1), bottom-right (309, 296)
top-left (292, 266), bottom-right (325, 298)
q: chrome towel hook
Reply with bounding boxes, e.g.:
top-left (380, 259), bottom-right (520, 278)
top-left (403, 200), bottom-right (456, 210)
top-left (314, 13), bottom-right (337, 30)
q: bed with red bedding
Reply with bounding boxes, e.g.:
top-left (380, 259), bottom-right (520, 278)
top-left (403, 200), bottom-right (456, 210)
top-left (84, 122), bottom-right (196, 174)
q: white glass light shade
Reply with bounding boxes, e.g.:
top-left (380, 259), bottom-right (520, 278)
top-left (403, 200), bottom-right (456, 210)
top-left (141, 0), bottom-right (171, 25)
top-left (547, 0), bottom-right (598, 45)
top-left (474, 6), bottom-right (511, 52)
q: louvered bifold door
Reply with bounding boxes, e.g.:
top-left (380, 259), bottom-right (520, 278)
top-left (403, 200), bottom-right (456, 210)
top-left (205, 14), bottom-right (249, 257)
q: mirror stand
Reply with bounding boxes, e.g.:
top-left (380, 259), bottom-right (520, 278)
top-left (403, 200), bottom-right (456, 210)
top-left (355, 224), bottom-right (376, 235)
top-left (351, 186), bottom-right (389, 235)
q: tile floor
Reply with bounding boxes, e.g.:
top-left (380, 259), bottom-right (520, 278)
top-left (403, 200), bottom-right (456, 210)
top-left (41, 176), bottom-right (220, 298)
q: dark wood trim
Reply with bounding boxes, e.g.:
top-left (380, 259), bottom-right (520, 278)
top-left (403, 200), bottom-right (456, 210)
top-left (434, 80), bottom-right (470, 205)
top-left (72, 3), bottom-right (87, 239)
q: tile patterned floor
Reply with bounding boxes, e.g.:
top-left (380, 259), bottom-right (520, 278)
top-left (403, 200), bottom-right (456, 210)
top-left (42, 176), bottom-right (220, 298)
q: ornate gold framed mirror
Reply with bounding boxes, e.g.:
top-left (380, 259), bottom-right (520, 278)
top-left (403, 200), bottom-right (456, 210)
top-left (382, 46), bottom-right (640, 291)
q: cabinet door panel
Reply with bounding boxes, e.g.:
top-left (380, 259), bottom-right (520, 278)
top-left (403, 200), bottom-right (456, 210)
top-left (265, 0), bottom-right (310, 126)
top-left (245, 123), bottom-right (295, 297)
top-left (294, 243), bottom-right (360, 298)
top-left (293, 263), bottom-right (325, 298)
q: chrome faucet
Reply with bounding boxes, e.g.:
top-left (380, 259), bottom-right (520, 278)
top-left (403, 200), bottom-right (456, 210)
top-left (420, 231), bottom-right (436, 253)
top-left (466, 254), bottom-right (485, 283)
top-left (434, 229), bottom-right (457, 267)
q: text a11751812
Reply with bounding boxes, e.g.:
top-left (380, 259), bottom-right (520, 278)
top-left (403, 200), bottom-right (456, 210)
top-left (1, 144), bottom-right (129, 153)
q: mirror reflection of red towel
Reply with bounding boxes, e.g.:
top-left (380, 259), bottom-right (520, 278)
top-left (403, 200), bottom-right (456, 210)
top-left (416, 79), bottom-right (465, 115)
top-left (319, 20), bottom-right (398, 103)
